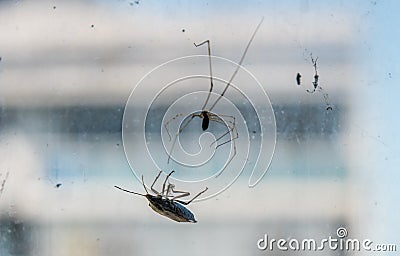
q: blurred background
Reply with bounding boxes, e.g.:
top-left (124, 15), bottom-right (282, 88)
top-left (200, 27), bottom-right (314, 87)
top-left (0, 0), bottom-right (399, 255)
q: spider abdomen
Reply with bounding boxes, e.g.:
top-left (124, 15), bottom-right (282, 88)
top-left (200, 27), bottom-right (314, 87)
top-left (201, 111), bottom-right (210, 131)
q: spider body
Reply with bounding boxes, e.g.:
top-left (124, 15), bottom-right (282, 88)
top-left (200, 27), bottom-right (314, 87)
top-left (201, 111), bottom-right (210, 131)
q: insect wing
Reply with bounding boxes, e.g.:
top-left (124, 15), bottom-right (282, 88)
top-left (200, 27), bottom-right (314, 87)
top-left (172, 201), bottom-right (197, 223)
top-left (148, 196), bottom-right (197, 223)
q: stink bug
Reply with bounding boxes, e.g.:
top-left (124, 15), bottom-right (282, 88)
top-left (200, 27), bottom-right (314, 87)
top-left (114, 171), bottom-right (208, 223)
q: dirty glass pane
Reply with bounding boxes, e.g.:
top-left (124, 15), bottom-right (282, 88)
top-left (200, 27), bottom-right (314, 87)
top-left (0, 1), bottom-right (398, 255)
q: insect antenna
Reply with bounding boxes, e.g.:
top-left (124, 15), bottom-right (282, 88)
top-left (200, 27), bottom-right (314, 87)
top-left (114, 185), bottom-right (146, 197)
top-left (209, 17), bottom-right (264, 112)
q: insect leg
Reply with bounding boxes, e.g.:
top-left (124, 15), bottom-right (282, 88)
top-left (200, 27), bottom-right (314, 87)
top-left (194, 40), bottom-right (214, 111)
top-left (161, 170), bottom-right (175, 195)
top-left (150, 171), bottom-right (162, 195)
top-left (172, 191), bottom-right (191, 200)
top-left (175, 187), bottom-right (208, 205)
top-left (166, 183), bottom-right (175, 197)
top-left (141, 175), bottom-right (149, 194)
top-left (168, 184), bottom-right (191, 200)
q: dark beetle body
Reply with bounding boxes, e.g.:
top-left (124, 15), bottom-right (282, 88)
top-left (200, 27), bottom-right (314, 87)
top-left (201, 111), bottom-right (210, 131)
top-left (146, 194), bottom-right (197, 223)
top-left (114, 171), bottom-right (207, 223)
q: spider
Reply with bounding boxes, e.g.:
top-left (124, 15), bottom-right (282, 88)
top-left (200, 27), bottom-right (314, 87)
top-left (164, 18), bottom-right (264, 176)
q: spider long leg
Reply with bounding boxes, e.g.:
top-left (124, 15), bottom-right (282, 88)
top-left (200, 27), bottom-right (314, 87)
top-left (206, 116), bottom-right (238, 177)
top-left (212, 128), bottom-right (231, 146)
top-left (215, 134), bottom-right (237, 149)
top-left (150, 171), bottom-right (162, 195)
top-left (209, 18), bottom-right (264, 112)
top-left (167, 114), bottom-right (201, 164)
top-left (207, 115), bottom-right (238, 148)
top-left (175, 187), bottom-right (208, 205)
top-left (208, 114), bottom-right (237, 144)
top-left (194, 40), bottom-right (214, 111)
top-left (215, 125), bottom-right (238, 149)
top-left (213, 133), bottom-right (237, 178)
top-left (167, 135), bottom-right (179, 164)
top-left (164, 113), bottom-right (185, 141)
top-left (114, 185), bottom-right (146, 197)
top-left (162, 170), bottom-right (175, 195)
